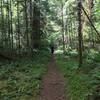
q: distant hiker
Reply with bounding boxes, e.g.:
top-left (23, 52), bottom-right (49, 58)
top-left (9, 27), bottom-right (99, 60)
top-left (50, 45), bottom-right (54, 54)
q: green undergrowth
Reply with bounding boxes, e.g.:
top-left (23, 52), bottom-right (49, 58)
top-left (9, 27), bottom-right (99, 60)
top-left (57, 55), bottom-right (91, 100)
top-left (0, 51), bottom-right (50, 100)
top-left (56, 49), bottom-right (100, 100)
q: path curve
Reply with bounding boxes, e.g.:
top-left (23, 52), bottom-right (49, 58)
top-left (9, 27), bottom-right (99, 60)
top-left (40, 55), bottom-right (66, 100)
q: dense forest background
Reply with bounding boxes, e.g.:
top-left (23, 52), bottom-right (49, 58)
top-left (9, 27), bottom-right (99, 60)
top-left (0, 0), bottom-right (99, 55)
top-left (0, 0), bottom-right (100, 100)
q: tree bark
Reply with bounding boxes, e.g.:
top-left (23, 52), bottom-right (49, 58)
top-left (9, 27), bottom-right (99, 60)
top-left (61, 2), bottom-right (65, 54)
top-left (77, 1), bottom-right (83, 67)
top-left (17, 0), bottom-right (21, 54)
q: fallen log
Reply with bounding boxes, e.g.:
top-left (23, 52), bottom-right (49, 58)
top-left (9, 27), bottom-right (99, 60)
top-left (0, 53), bottom-right (13, 61)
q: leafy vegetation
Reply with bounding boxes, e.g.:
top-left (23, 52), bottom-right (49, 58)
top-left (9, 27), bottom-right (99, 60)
top-left (0, 51), bottom-right (50, 100)
top-left (56, 55), bottom-right (90, 100)
top-left (56, 49), bottom-right (100, 100)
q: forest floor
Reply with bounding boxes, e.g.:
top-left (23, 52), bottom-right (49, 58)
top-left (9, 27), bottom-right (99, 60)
top-left (40, 55), bottom-right (66, 100)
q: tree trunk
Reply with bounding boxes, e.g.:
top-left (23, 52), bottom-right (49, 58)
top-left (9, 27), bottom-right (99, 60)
top-left (17, 0), bottom-right (21, 54)
top-left (77, 1), bottom-right (83, 67)
top-left (25, 0), bottom-right (29, 49)
top-left (61, 2), bottom-right (65, 54)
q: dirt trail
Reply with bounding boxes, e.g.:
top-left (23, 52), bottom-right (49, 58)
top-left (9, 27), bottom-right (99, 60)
top-left (40, 55), bottom-right (66, 100)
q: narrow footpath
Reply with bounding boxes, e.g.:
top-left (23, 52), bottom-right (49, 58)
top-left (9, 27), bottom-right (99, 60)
top-left (40, 55), bottom-right (66, 100)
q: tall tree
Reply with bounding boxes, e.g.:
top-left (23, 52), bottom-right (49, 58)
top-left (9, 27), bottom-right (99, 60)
top-left (17, 0), bottom-right (21, 54)
top-left (77, 0), bottom-right (83, 67)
